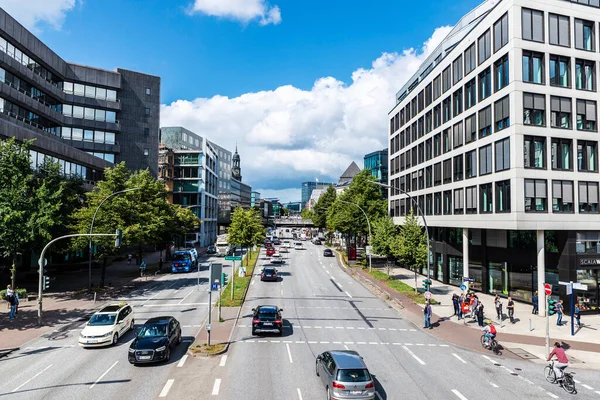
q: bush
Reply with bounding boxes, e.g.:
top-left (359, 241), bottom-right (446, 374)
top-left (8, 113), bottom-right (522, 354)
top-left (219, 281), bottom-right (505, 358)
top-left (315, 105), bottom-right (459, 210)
top-left (0, 288), bottom-right (27, 299)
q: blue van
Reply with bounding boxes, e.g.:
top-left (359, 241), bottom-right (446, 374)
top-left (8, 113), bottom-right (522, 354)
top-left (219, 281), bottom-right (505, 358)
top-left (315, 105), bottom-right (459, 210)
top-left (171, 250), bottom-right (196, 273)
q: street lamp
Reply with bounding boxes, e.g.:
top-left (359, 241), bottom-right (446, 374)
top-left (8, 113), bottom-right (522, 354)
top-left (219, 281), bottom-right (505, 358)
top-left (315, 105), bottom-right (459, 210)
top-left (370, 181), bottom-right (431, 284)
top-left (88, 188), bottom-right (141, 293)
top-left (338, 200), bottom-right (373, 273)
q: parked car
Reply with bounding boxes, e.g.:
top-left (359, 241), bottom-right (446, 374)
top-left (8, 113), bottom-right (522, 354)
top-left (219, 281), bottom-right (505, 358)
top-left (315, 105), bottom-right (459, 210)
top-left (206, 245), bottom-right (217, 255)
top-left (251, 305), bottom-right (283, 335)
top-left (315, 350), bottom-right (376, 400)
top-left (261, 267), bottom-right (278, 281)
top-left (79, 303), bottom-right (134, 347)
top-left (270, 254), bottom-right (284, 264)
top-left (323, 249), bottom-right (334, 257)
top-left (128, 316), bottom-right (182, 364)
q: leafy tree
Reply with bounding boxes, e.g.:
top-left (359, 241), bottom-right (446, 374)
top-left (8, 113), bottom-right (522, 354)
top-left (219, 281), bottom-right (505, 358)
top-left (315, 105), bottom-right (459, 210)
top-left (227, 207), bottom-right (265, 268)
top-left (371, 217), bottom-right (399, 259)
top-left (392, 211), bottom-right (427, 271)
top-left (300, 208), bottom-right (313, 220)
top-left (279, 207), bottom-right (290, 217)
top-left (312, 185), bottom-right (336, 229)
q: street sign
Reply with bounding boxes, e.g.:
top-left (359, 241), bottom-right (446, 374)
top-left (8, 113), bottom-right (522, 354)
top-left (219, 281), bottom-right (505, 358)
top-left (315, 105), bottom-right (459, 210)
top-left (460, 284), bottom-right (467, 291)
top-left (544, 283), bottom-right (552, 296)
top-left (366, 246), bottom-right (373, 256)
top-left (424, 291), bottom-right (432, 300)
top-left (210, 263), bottom-right (223, 291)
top-left (205, 324), bottom-right (211, 331)
top-left (211, 283), bottom-right (219, 291)
top-left (224, 256), bottom-right (242, 261)
top-left (462, 277), bottom-right (475, 282)
top-left (566, 284), bottom-right (572, 295)
top-left (573, 282), bottom-right (588, 290)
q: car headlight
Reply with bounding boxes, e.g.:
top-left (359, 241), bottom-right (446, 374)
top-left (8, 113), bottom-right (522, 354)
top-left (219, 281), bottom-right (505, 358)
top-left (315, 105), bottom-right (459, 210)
top-left (101, 332), bottom-right (113, 337)
top-left (128, 348), bottom-right (136, 353)
top-left (156, 346), bottom-right (166, 352)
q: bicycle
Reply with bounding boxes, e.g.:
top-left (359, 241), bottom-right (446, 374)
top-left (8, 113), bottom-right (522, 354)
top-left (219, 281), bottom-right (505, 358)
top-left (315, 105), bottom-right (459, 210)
top-left (545, 361), bottom-right (577, 394)
top-left (480, 334), bottom-right (502, 355)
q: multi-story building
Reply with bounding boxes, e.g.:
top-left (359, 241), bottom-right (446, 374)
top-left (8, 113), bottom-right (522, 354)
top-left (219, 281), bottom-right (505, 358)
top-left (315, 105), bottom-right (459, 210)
top-left (301, 181), bottom-right (333, 208)
top-left (207, 140), bottom-right (233, 231)
top-left (251, 191), bottom-right (261, 208)
top-left (284, 201), bottom-right (303, 214)
top-left (159, 127), bottom-right (218, 247)
top-left (364, 149), bottom-right (389, 198)
top-left (0, 8), bottom-right (160, 182)
top-left (388, 0), bottom-right (600, 315)
top-left (307, 188), bottom-right (326, 210)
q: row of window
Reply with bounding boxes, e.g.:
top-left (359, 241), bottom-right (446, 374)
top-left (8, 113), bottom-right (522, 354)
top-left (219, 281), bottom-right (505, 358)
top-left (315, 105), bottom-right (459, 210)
top-left (0, 96), bottom-right (59, 133)
top-left (62, 104), bottom-right (117, 123)
top-left (0, 37), bottom-right (60, 84)
top-left (60, 127), bottom-right (117, 145)
top-left (29, 149), bottom-right (105, 183)
top-left (522, 50), bottom-right (597, 92)
top-left (62, 82), bottom-right (117, 102)
top-left (523, 92), bottom-right (597, 131)
top-left (0, 67), bottom-right (61, 111)
top-left (86, 151), bottom-right (115, 163)
top-left (524, 136), bottom-right (597, 172)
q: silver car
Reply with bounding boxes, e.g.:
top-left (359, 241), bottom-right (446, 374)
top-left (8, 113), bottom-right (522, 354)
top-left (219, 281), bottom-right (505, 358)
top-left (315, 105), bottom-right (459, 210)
top-left (315, 350), bottom-right (376, 400)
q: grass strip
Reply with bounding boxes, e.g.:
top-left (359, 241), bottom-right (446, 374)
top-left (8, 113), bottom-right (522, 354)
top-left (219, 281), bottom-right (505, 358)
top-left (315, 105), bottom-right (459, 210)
top-left (366, 268), bottom-right (438, 305)
top-left (219, 249), bottom-right (259, 307)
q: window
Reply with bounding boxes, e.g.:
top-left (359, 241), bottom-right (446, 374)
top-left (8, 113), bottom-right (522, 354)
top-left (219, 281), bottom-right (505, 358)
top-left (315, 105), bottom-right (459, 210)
top-left (433, 105), bottom-right (441, 128)
top-left (453, 88), bottom-right (463, 117)
top-left (575, 19), bottom-right (595, 51)
top-left (551, 138), bottom-right (572, 170)
top-left (466, 186), bottom-right (477, 214)
top-left (453, 55), bottom-right (463, 84)
top-left (479, 144), bottom-right (493, 175)
top-left (418, 90), bottom-right (424, 113)
top-left (552, 180), bottom-right (574, 212)
top-left (479, 106), bottom-right (492, 138)
top-left (522, 51), bottom-right (544, 84)
top-left (576, 99), bottom-right (597, 131)
top-left (524, 136), bottom-right (546, 169)
top-left (549, 13), bottom-right (570, 47)
top-left (522, 8), bottom-right (544, 42)
top-left (454, 154), bottom-right (463, 181)
top-left (549, 55), bottom-right (570, 87)
top-left (425, 83), bottom-right (432, 106)
top-left (418, 169), bottom-right (425, 189)
top-left (579, 181), bottom-right (599, 213)
top-left (442, 97), bottom-right (451, 123)
top-left (425, 111), bottom-right (432, 133)
top-left (443, 191), bottom-right (453, 215)
top-left (418, 143), bottom-right (425, 163)
top-left (434, 193), bottom-right (442, 215)
top-left (478, 29), bottom-right (491, 65)
top-left (426, 194), bottom-right (432, 215)
top-left (144, 127), bottom-right (150, 136)
top-left (418, 117), bottom-right (424, 138)
top-left (146, 88), bottom-right (151, 95)
top-left (426, 166), bottom-right (432, 188)
top-left (465, 79), bottom-right (476, 109)
top-left (479, 68), bottom-right (491, 100)
top-left (495, 138), bottom-right (510, 171)
top-left (575, 59), bottom-right (595, 91)
top-left (143, 148), bottom-right (149, 156)
top-left (454, 188), bottom-right (464, 214)
top-left (523, 92), bottom-right (545, 126)
top-left (465, 43), bottom-right (476, 75)
top-left (433, 75), bottom-right (441, 100)
top-left (443, 158), bottom-right (452, 184)
top-left (443, 66), bottom-right (452, 93)
top-left (145, 107), bottom-right (150, 115)
top-left (426, 138), bottom-right (432, 160)
top-left (453, 122), bottom-right (463, 148)
top-left (550, 96), bottom-right (572, 128)
top-left (577, 140), bottom-right (597, 171)
top-left (525, 179), bottom-right (547, 212)
top-left (494, 13), bottom-right (509, 52)
top-left (465, 114), bottom-right (476, 143)
top-left (434, 162), bottom-right (442, 186)
top-left (494, 96), bottom-right (510, 131)
top-left (466, 150), bottom-right (477, 178)
top-left (411, 98), bottom-right (417, 118)
top-left (480, 183), bottom-right (493, 213)
top-left (434, 133), bottom-right (441, 157)
top-left (443, 128), bottom-right (451, 153)
top-left (496, 180), bottom-right (511, 212)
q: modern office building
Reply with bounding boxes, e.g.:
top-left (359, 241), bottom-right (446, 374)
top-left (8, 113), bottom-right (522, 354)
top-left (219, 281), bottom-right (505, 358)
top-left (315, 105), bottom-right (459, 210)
top-left (0, 8), bottom-right (160, 182)
top-left (207, 140), bottom-right (233, 230)
top-left (159, 127), bottom-right (218, 247)
top-left (364, 149), bottom-right (389, 198)
top-left (388, 0), bottom-right (600, 314)
top-left (285, 201), bottom-right (303, 214)
top-left (251, 191), bottom-right (261, 208)
top-left (301, 181), bottom-right (333, 208)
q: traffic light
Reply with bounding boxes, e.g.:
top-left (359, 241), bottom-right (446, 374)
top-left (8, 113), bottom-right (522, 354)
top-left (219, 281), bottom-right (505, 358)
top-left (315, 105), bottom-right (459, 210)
top-left (548, 299), bottom-right (557, 315)
top-left (222, 272), bottom-right (229, 286)
top-left (115, 228), bottom-right (123, 248)
top-left (43, 275), bottom-right (50, 291)
top-left (422, 279), bottom-right (432, 291)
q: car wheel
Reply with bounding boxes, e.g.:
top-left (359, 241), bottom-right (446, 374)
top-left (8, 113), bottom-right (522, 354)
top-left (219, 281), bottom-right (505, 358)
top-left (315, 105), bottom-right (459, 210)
top-left (112, 333), bottom-right (119, 346)
top-left (178, 332), bottom-right (182, 344)
top-left (129, 320), bottom-right (134, 332)
top-left (315, 361), bottom-right (320, 376)
top-left (165, 348), bottom-right (171, 362)
top-left (252, 329), bottom-right (256, 336)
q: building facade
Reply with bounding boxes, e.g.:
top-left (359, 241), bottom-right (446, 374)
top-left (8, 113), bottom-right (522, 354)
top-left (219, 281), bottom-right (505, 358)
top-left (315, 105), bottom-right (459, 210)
top-left (251, 191), bottom-right (261, 208)
top-left (284, 201), bottom-right (303, 214)
top-left (388, 0), bottom-right (600, 315)
top-left (364, 149), bottom-right (389, 198)
top-left (159, 127), bottom-right (218, 247)
top-left (301, 181), bottom-right (333, 208)
top-left (207, 140), bottom-right (233, 230)
top-left (0, 8), bottom-right (160, 181)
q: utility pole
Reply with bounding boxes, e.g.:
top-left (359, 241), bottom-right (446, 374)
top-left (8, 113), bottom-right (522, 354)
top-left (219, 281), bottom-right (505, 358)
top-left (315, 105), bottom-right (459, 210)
top-left (207, 289), bottom-right (212, 346)
top-left (231, 259), bottom-right (235, 301)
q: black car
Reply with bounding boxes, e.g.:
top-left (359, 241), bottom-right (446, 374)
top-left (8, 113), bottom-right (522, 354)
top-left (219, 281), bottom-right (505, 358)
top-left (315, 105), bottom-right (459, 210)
top-left (128, 316), bottom-right (182, 364)
top-left (252, 305), bottom-right (283, 335)
top-left (206, 246), bottom-right (217, 254)
top-left (261, 267), bottom-right (278, 281)
top-left (323, 249), bottom-right (334, 257)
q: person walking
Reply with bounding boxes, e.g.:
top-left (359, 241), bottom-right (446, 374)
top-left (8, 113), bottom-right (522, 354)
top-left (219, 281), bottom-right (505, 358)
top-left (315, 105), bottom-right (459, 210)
top-left (158, 256), bottom-right (164, 274)
top-left (476, 301), bottom-right (485, 327)
top-left (507, 297), bottom-right (515, 324)
top-left (423, 301), bottom-right (432, 329)
top-left (458, 293), bottom-right (465, 320)
top-left (14, 288), bottom-right (19, 315)
top-left (5, 284), bottom-right (13, 310)
top-left (471, 295), bottom-right (479, 320)
top-left (574, 303), bottom-right (581, 328)
top-left (494, 294), bottom-right (503, 320)
top-left (556, 299), bottom-right (564, 326)
top-left (452, 294), bottom-right (459, 316)
top-left (532, 291), bottom-right (539, 315)
top-left (7, 290), bottom-right (17, 320)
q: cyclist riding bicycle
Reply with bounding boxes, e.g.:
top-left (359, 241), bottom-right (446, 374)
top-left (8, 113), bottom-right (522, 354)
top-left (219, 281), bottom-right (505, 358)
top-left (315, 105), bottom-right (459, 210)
top-left (481, 320), bottom-right (497, 347)
top-left (547, 342), bottom-right (569, 383)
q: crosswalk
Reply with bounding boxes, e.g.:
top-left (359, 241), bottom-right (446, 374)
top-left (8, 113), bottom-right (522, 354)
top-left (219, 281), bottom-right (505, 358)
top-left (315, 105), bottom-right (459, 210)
top-left (236, 324), bottom-right (417, 331)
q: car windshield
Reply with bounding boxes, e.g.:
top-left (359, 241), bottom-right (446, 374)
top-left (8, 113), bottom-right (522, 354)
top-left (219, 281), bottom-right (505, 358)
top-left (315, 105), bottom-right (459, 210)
top-left (138, 324), bottom-right (167, 338)
top-left (337, 369), bottom-right (371, 382)
top-left (264, 269), bottom-right (276, 274)
top-left (88, 313), bottom-right (117, 326)
top-left (173, 253), bottom-right (191, 261)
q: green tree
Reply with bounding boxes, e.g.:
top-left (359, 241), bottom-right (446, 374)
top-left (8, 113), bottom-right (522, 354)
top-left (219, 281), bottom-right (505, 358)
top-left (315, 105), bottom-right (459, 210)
top-left (392, 211), bottom-right (427, 271)
top-left (371, 217), bottom-right (399, 259)
top-left (312, 185), bottom-right (336, 229)
top-left (300, 208), bottom-right (313, 220)
top-left (227, 207), bottom-right (266, 268)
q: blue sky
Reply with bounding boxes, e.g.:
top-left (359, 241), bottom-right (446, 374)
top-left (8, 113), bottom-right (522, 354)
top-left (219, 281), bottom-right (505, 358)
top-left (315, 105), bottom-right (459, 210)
top-left (7, 0), bottom-right (483, 202)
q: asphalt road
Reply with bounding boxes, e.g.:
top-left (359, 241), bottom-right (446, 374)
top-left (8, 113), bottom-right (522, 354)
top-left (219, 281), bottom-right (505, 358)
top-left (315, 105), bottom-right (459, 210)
top-left (166, 232), bottom-right (600, 400)
top-left (0, 254), bottom-right (229, 400)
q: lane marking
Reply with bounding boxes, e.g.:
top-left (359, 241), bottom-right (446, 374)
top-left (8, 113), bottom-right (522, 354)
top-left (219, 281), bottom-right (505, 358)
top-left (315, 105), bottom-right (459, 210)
top-left (518, 376), bottom-right (533, 384)
top-left (177, 355), bottom-right (188, 368)
top-left (546, 392), bottom-right (558, 399)
top-left (490, 382), bottom-right (499, 388)
top-left (482, 355), bottom-right (500, 366)
top-left (286, 343), bottom-right (294, 363)
top-left (402, 346), bottom-right (425, 365)
top-left (137, 303), bottom-right (209, 307)
top-left (251, 279), bottom-right (255, 285)
top-left (159, 379), bottom-right (174, 397)
top-left (212, 379), bottom-right (221, 395)
top-left (12, 364), bottom-right (53, 393)
top-left (451, 389), bottom-right (468, 400)
top-left (345, 291), bottom-right (353, 298)
top-left (297, 388), bottom-right (303, 400)
top-left (344, 345), bottom-right (350, 350)
top-left (90, 360), bottom-right (119, 389)
top-left (582, 384), bottom-right (594, 390)
top-left (281, 289), bottom-right (284, 296)
top-left (452, 353), bottom-right (467, 364)
top-left (219, 355), bottom-right (228, 367)
top-left (332, 280), bottom-right (343, 291)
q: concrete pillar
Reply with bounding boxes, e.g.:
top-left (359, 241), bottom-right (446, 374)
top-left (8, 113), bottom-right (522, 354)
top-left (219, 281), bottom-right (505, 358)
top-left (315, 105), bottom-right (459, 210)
top-left (537, 229), bottom-right (546, 316)
top-left (463, 228), bottom-right (469, 280)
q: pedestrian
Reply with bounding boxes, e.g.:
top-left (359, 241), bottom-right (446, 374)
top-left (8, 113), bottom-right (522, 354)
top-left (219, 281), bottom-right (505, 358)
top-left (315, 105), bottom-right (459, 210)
top-left (494, 294), bottom-right (503, 320)
top-left (128, 254), bottom-right (132, 265)
top-left (507, 296), bottom-right (515, 324)
top-left (14, 288), bottom-right (19, 315)
top-left (452, 294), bottom-right (459, 316)
top-left (476, 301), bottom-right (485, 327)
top-left (556, 299), bottom-right (564, 326)
top-left (158, 256), bottom-right (163, 273)
top-left (458, 293), bottom-right (464, 320)
top-left (5, 284), bottom-right (13, 310)
top-left (471, 295), bottom-right (479, 320)
top-left (532, 291), bottom-right (539, 315)
top-left (424, 301), bottom-right (432, 329)
top-left (139, 260), bottom-right (147, 276)
top-left (575, 303), bottom-right (581, 328)
top-left (7, 290), bottom-right (17, 320)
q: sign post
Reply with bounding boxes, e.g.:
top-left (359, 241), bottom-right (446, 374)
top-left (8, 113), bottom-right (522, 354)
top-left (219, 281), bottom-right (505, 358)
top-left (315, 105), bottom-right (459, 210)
top-left (557, 281), bottom-right (588, 336)
top-left (544, 283), bottom-right (552, 355)
top-left (217, 279), bottom-right (222, 321)
top-left (225, 255), bottom-right (242, 301)
top-left (207, 289), bottom-right (212, 346)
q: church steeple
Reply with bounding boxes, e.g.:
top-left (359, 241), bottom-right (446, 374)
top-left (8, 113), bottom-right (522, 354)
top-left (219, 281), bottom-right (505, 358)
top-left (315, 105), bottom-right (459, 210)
top-left (232, 144), bottom-right (242, 181)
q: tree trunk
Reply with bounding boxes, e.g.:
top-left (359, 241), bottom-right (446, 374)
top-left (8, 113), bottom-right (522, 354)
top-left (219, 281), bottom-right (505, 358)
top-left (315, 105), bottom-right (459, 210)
top-left (138, 244), bottom-right (143, 265)
top-left (100, 256), bottom-right (108, 288)
top-left (10, 257), bottom-right (17, 290)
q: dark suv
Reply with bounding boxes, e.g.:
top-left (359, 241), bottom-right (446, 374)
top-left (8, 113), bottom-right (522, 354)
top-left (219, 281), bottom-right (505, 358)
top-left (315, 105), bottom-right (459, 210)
top-left (251, 305), bottom-right (283, 335)
top-left (128, 316), bottom-right (181, 364)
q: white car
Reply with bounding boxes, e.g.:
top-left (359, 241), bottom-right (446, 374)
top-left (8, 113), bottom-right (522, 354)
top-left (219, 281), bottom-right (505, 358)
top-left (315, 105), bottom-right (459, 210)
top-left (282, 240), bottom-right (291, 248)
top-left (294, 242), bottom-right (304, 250)
top-left (79, 303), bottom-right (134, 347)
top-left (279, 246), bottom-right (289, 253)
top-left (270, 253), bottom-right (285, 264)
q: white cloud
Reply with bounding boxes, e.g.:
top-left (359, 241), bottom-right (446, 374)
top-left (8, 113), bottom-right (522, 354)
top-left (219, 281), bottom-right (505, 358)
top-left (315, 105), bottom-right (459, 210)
top-left (1, 0), bottom-right (77, 32)
top-left (254, 188), bottom-right (301, 204)
top-left (161, 26), bottom-right (453, 200)
top-left (189, 0), bottom-right (281, 26)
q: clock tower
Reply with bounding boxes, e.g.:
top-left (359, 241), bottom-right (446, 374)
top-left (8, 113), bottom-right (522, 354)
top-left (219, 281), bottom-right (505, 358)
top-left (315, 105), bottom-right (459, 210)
top-left (232, 145), bottom-right (242, 181)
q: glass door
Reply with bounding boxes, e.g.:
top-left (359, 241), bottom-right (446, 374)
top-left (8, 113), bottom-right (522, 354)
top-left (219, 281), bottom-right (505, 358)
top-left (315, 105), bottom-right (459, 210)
top-left (489, 262), bottom-right (508, 295)
top-left (576, 269), bottom-right (599, 314)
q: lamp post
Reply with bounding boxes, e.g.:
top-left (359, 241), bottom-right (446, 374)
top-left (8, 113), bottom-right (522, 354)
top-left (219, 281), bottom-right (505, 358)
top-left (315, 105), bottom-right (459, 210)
top-left (88, 188), bottom-right (141, 293)
top-left (371, 181), bottom-right (431, 283)
top-left (338, 200), bottom-right (373, 273)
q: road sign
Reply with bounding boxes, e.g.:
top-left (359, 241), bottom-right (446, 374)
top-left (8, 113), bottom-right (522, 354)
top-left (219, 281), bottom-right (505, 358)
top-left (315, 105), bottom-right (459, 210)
top-left (460, 284), bottom-right (467, 291)
top-left (205, 324), bottom-right (211, 331)
top-left (224, 256), bottom-right (242, 261)
top-left (463, 277), bottom-right (475, 282)
top-left (544, 283), bottom-right (552, 296)
top-left (366, 246), bottom-right (373, 256)
top-left (566, 284), bottom-right (572, 295)
top-left (211, 283), bottom-right (219, 291)
top-left (210, 263), bottom-right (223, 291)
top-left (573, 282), bottom-right (588, 290)
top-left (424, 291), bottom-right (432, 300)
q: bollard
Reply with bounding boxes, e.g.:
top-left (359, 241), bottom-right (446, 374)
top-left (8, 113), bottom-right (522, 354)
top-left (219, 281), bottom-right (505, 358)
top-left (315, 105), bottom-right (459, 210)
top-left (529, 317), bottom-right (533, 331)
top-left (93, 292), bottom-right (97, 303)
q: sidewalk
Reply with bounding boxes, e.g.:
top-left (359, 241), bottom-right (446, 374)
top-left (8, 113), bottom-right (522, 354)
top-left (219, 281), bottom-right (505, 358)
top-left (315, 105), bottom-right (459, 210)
top-left (194, 306), bottom-right (240, 349)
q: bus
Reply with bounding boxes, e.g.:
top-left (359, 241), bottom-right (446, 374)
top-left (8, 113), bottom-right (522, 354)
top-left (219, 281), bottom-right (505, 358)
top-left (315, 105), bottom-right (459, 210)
top-left (215, 235), bottom-right (231, 257)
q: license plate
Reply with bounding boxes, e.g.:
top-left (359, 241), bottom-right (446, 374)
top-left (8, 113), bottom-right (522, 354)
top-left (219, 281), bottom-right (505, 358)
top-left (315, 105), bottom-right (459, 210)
top-left (86, 340), bottom-right (97, 344)
top-left (263, 322), bottom-right (273, 326)
top-left (138, 355), bottom-right (151, 360)
top-left (349, 390), bottom-right (362, 395)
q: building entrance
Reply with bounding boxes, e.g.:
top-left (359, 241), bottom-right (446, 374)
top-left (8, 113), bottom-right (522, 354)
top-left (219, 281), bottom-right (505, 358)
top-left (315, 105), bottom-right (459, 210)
top-left (576, 269), bottom-right (599, 314)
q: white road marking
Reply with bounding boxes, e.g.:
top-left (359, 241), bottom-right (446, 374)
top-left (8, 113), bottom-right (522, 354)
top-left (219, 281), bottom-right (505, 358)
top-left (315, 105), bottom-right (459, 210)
top-left (281, 289), bottom-right (284, 296)
top-left (177, 355), bottom-right (188, 368)
top-left (12, 364), bottom-right (53, 392)
top-left (402, 346), bottom-right (425, 365)
top-left (490, 382), bottom-right (499, 388)
top-left (452, 353), bottom-right (467, 364)
top-left (271, 340), bottom-right (281, 343)
top-left (482, 354), bottom-right (500, 366)
top-left (140, 290), bottom-right (164, 306)
top-left (546, 392), bottom-right (558, 399)
top-left (518, 376), bottom-right (533, 384)
top-left (439, 344), bottom-right (450, 347)
top-left (251, 279), bottom-right (255, 285)
top-left (451, 389), bottom-right (468, 400)
top-left (212, 379), bottom-right (221, 395)
top-left (369, 342), bottom-right (378, 345)
top-left (296, 341), bottom-right (305, 344)
top-left (297, 388), bottom-right (303, 400)
top-left (219, 355), bottom-right (228, 367)
top-left (320, 341), bottom-right (330, 344)
top-left (159, 379), bottom-right (174, 397)
top-left (286, 343), bottom-right (293, 363)
top-left (582, 384), bottom-right (594, 390)
top-left (332, 281), bottom-right (343, 291)
top-left (90, 361), bottom-right (119, 389)
top-left (357, 341), bottom-right (366, 345)
top-left (345, 291), bottom-right (353, 298)
top-left (138, 303), bottom-right (209, 307)
top-left (344, 342), bottom-right (354, 344)
top-left (344, 345), bottom-right (350, 350)
top-left (595, 391), bottom-right (600, 395)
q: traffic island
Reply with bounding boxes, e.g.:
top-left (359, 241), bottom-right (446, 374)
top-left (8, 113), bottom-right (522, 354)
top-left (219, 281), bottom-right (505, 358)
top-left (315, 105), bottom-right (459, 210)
top-left (189, 343), bottom-right (227, 356)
